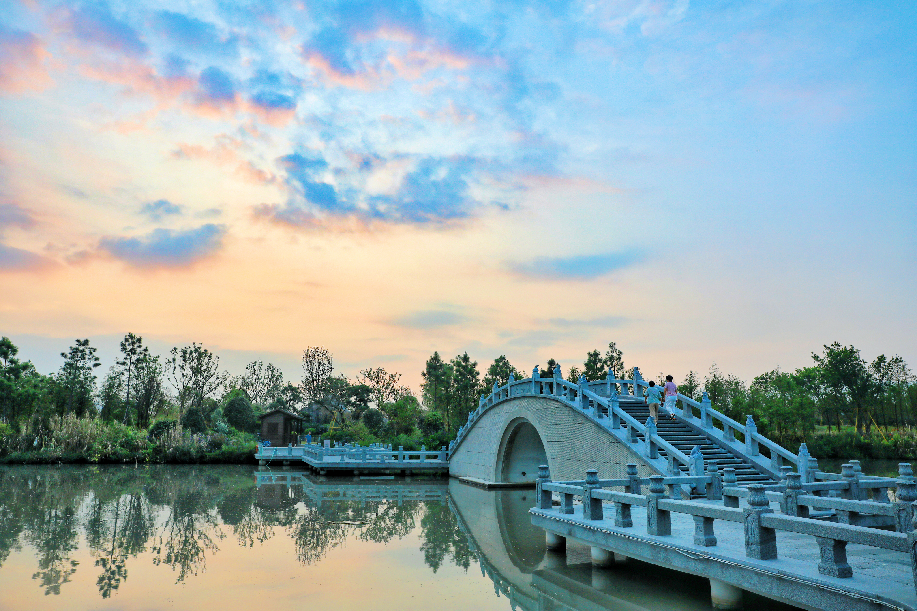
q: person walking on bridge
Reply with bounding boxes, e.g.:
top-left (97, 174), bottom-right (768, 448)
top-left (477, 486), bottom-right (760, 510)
top-left (663, 375), bottom-right (678, 419)
top-left (644, 380), bottom-right (663, 421)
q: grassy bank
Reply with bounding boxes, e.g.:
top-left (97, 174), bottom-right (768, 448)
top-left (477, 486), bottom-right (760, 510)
top-left (777, 429), bottom-right (917, 462)
top-left (0, 415), bottom-right (258, 465)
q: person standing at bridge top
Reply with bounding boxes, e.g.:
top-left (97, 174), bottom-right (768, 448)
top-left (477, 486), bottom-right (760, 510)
top-left (663, 375), bottom-right (678, 420)
top-left (644, 381), bottom-right (663, 421)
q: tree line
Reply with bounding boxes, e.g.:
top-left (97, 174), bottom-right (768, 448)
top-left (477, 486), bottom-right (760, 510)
top-left (2, 335), bottom-right (914, 457)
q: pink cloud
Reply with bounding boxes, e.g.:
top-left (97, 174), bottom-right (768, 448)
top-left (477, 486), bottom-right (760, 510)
top-left (171, 138), bottom-right (276, 186)
top-left (0, 28), bottom-right (52, 93)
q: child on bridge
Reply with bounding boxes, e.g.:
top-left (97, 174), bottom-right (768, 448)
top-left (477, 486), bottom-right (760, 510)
top-left (644, 380), bottom-right (663, 421)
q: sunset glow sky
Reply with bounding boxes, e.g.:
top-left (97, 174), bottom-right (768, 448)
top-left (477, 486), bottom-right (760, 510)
top-left (1, 0), bottom-right (915, 392)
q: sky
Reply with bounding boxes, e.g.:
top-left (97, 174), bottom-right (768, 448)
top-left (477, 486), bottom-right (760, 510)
top-left (1, 0), bottom-right (915, 394)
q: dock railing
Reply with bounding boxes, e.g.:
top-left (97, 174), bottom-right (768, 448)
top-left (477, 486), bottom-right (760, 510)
top-left (534, 462), bottom-right (917, 590)
top-left (255, 441), bottom-right (448, 464)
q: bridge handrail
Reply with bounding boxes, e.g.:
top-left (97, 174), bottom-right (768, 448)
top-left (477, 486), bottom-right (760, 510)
top-left (533, 472), bottom-right (917, 593)
top-left (578, 385), bottom-right (691, 469)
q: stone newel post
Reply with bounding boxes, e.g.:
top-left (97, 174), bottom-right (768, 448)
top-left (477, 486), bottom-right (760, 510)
top-left (646, 476), bottom-right (671, 536)
top-left (536, 464), bottom-right (552, 510)
top-left (583, 470), bottom-right (603, 520)
top-left (744, 484), bottom-right (777, 560)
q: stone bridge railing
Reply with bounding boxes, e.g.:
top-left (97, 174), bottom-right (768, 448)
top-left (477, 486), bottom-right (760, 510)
top-left (256, 442), bottom-right (448, 464)
top-left (536, 462), bottom-right (917, 591)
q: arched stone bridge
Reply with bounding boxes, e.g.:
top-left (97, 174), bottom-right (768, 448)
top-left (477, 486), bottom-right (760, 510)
top-left (448, 367), bottom-right (807, 489)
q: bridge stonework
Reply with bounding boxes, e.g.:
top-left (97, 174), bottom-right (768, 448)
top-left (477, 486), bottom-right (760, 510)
top-left (448, 396), bottom-right (656, 485)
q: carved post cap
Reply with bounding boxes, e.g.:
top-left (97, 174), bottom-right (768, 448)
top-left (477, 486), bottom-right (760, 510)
top-left (690, 445), bottom-right (702, 459)
top-left (702, 391), bottom-right (710, 403)
top-left (626, 464), bottom-right (638, 476)
top-left (586, 470), bottom-right (599, 486)
top-left (747, 484), bottom-right (769, 508)
top-left (849, 460), bottom-right (862, 473)
top-left (578, 373), bottom-right (587, 385)
top-left (900, 463), bottom-right (914, 479)
top-left (779, 465), bottom-right (793, 482)
top-left (399, 446), bottom-right (404, 451)
top-left (649, 475), bottom-right (665, 494)
top-left (745, 414), bottom-right (756, 428)
top-left (897, 480), bottom-right (917, 503)
top-left (538, 465), bottom-right (550, 480)
top-left (723, 468), bottom-right (737, 484)
top-left (786, 472), bottom-right (802, 490)
top-left (841, 463), bottom-right (856, 478)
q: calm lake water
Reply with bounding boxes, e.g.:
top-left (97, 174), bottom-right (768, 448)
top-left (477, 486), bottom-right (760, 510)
top-left (0, 464), bottom-right (799, 611)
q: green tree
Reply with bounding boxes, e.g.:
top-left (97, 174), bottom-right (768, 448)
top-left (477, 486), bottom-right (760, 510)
top-left (359, 367), bottom-right (409, 415)
top-left (223, 391), bottom-right (257, 433)
top-left (603, 342), bottom-right (625, 379)
top-left (813, 343), bottom-right (873, 435)
top-left (167, 343), bottom-right (227, 419)
top-left (117, 333), bottom-right (146, 424)
top-left (421, 352), bottom-right (453, 430)
top-left (132, 352), bottom-right (165, 429)
top-left (479, 355), bottom-right (523, 400)
top-left (582, 349), bottom-right (605, 381)
top-left (0, 337), bottom-right (48, 426)
top-left (677, 370), bottom-right (701, 402)
top-left (448, 353), bottom-right (479, 431)
top-left (300, 346), bottom-right (333, 408)
top-left (56, 339), bottom-right (101, 418)
top-left (232, 361), bottom-right (285, 408)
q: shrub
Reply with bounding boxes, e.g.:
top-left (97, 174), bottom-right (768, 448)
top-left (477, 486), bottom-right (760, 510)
top-left (224, 394), bottom-right (257, 433)
top-left (362, 408), bottom-right (384, 434)
top-left (419, 411), bottom-right (444, 437)
top-left (181, 408), bottom-right (207, 434)
top-left (148, 419), bottom-right (177, 441)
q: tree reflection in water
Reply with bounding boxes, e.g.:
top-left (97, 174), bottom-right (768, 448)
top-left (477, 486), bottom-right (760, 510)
top-left (0, 466), bottom-right (477, 599)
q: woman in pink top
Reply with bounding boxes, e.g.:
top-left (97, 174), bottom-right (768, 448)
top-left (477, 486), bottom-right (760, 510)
top-left (663, 375), bottom-right (678, 419)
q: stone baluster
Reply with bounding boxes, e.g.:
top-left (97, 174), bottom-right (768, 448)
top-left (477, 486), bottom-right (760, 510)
top-left (610, 391), bottom-right (620, 428)
top-left (723, 468), bottom-right (739, 508)
top-left (900, 463), bottom-right (915, 482)
top-left (838, 463), bottom-right (861, 525)
top-left (562, 487), bottom-right (574, 515)
top-left (644, 417), bottom-right (658, 459)
top-left (817, 535), bottom-right (853, 578)
top-left (693, 514), bottom-right (717, 547)
top-left (605, 369), bottom-right (613, 396)
top-left (398, 446), bottom-right (404, 462)
top-left (646, 476), bottom-right (671, 536)
top-left (553, 364), bottom-right (562, 397)
top-left (578, 374), bottom-right (589, 412)
top-left (744, 484), bottom-right (777, 560)
top-left (440, 446), bottom-right (447, 461)
top-left (633, 367), bottom-right (644, 397)
top-left (583, 470), bottom-right (603, 520)
top-left (782, 473), bottom-right (808, 518)
top-left (536, 464), bottom-right (552, 510)
top-left (689, 445), bottom-right (705, 493)
top-left (508, 373), bottom-right (515, 398)
top-left (707, 460), bottom-right (722, 500)
top-left (420, 445), bottom-right (426, 462)
top-left (778, 465), bottom-right (793, 485)
top-left (532, 366), bottom-right (539, 394)
top-left (895, 480), bottom-right (917, 533)
top-left (625, 464), bottom-right (641, 495)
top-left (724, 421), bottom-right (735, 442)
top-left (700, 392), bottom-right (712, 429)
top-left (627, 419), bottom-right (638, 443)
top-left (745, 415), bottom-right (759, 456)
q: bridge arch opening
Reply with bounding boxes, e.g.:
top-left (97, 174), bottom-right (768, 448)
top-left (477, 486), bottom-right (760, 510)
top-left (496, 418), bottom-right (548, 485)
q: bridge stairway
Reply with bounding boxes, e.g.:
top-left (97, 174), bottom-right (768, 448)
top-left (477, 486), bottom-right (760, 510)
top-left (616, 398), bottom-right (774, 486)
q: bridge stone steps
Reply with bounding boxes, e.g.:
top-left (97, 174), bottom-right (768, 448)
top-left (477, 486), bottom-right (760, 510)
top-left (617, 400), bottom-right (774, 485)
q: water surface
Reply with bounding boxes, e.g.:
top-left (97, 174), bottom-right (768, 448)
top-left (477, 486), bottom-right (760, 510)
top-left (0, 465), bottom-right (799, 610)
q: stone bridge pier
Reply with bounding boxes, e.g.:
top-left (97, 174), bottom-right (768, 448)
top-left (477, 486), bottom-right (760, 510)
top-left (449, 396), bottom-right (656, 486)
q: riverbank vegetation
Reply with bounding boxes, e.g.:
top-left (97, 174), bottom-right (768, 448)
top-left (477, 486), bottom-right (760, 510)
top-left (1, 335), bottom-right (914, 464)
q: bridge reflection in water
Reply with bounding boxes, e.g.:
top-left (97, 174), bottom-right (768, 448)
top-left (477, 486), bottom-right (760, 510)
top-left (259, 472), bottom-right (799, 611)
